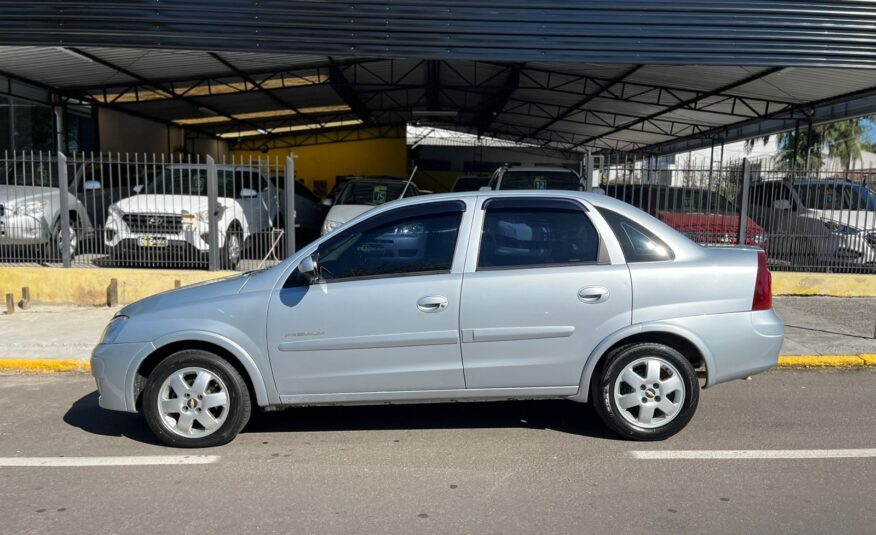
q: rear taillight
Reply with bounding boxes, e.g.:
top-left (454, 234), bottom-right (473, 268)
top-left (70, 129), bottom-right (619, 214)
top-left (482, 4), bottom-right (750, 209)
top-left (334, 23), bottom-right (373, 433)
top-left (752, 250), bottom-right (772, 311)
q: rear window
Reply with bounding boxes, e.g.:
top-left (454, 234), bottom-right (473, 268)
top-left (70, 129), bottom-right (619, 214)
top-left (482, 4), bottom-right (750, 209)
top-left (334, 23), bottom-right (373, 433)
top-left (336, 181), bottom-right (417, 206)
top-left (597, 207), bottom-right (674, 262)
top-left (499, 170), bottom-right (580, 191)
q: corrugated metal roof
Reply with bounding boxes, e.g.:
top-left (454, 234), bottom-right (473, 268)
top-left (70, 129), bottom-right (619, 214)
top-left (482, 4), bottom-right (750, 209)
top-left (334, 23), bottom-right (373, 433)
top-left (2, 2), bottom-right (875, 67)
top-left (0, 44), bottom-right (874, 154)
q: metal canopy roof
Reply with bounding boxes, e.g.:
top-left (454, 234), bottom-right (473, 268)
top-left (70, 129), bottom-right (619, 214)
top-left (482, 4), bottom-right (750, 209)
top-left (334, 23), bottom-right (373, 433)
top-left (3, 1), bottom-right (876, 68)
top-left (1, 45), bottom-right (875, 154)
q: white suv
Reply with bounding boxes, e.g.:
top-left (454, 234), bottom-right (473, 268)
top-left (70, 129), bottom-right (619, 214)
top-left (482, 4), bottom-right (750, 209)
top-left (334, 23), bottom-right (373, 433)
top-left (105, 164), bottom-right (278, 269)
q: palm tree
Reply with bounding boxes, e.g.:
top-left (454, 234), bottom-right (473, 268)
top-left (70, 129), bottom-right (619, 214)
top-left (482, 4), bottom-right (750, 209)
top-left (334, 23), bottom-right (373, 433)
top-left (823, 120), bottom-right (864, 178)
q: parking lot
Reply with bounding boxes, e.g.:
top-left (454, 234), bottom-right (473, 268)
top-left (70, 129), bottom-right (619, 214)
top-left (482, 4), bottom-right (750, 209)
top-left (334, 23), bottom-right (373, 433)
top-left (0, 369), bottom-right (874, 534)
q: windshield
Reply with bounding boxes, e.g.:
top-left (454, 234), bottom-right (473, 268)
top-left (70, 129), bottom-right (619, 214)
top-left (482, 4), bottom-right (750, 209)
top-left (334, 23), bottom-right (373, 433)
top-left (499, 170), bottom-right (580, 191)
top-left (336, 181), bottom-right (416, 206)
top-left (0, 161), bottom-right (61, 187)
top-left (793, 184), bottom-right (854, 210)
top-left (143, 168), bottom-right (258, 197)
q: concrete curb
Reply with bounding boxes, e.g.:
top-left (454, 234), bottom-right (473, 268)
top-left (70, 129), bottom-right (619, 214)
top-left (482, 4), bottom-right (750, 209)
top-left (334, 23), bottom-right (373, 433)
top-left (1, 355), bottom-right (874, 374)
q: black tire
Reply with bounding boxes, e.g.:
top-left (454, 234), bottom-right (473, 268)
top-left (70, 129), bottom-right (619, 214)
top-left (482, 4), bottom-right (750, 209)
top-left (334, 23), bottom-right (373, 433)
top-left (46, 218), bottom-right (79, 260)
top-left (220, 225), bottom-right (243, 270)
top-left (591, 343), bottom-right (699, 441)
top-left (142, 350), bottom-right (251, 448)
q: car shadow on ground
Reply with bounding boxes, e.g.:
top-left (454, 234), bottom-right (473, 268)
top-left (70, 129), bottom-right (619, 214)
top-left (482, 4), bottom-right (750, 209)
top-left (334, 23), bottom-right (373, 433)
top-left (65, 391), bottom-right (619, 444)
top-left (63, 391), bottom-right (162, 445)
top-left (243, 399), bottom-right (619, 440)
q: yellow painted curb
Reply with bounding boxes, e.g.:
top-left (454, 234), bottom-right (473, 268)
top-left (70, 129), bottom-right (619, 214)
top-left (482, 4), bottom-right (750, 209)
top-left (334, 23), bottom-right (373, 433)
top-left (772, 272), bottom-right (876, 297)
top-left (0, 359), bottom-right (91, 373)
top-left (777, 355), bottom-right (873, 368)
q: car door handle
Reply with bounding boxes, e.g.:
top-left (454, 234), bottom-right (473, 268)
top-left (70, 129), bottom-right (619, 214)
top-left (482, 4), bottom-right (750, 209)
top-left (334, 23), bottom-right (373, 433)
top-left (578, 286), bottom-right (609, 304)
top-left (417, 295), bottom-right (449, 313)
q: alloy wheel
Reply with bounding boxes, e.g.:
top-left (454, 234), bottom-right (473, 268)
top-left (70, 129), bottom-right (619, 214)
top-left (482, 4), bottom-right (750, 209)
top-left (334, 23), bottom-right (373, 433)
top-left (157, 367), bottom-right (230, 438)
top-left (613, 356), bottom-right (685, 429)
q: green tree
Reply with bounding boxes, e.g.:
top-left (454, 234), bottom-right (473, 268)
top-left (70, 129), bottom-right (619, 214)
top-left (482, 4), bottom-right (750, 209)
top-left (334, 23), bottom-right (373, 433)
top-left (824, 119), bottom-right (864, 177)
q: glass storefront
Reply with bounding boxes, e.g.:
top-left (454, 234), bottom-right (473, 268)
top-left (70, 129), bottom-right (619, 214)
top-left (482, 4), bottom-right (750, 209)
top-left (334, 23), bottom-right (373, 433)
top-left (0, 95), bottom-right (95, 154)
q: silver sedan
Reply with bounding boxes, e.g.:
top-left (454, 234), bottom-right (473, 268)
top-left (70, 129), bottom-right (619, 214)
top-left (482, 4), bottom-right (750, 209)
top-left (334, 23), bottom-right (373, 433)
top-left (91, 191), bottom-right (783, 447)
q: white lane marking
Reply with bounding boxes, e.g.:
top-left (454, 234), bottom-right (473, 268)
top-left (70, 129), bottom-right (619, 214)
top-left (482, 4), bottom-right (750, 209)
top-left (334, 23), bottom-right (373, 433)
top-left (631, 449), bottom-right (876, 460)
top-left (0, 455), bottom-right (219, 467)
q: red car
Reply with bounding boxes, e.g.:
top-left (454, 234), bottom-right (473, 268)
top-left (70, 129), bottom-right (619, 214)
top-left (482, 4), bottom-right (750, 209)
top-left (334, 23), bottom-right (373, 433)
top-left (605, 185), bottom-right (767, 249)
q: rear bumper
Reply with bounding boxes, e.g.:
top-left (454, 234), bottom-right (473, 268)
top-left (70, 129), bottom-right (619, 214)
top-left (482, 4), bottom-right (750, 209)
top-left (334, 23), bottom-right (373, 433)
top-left (91, 341), bottom-right (156, 413)
top-left (704, 309), bottom-right (783, 386)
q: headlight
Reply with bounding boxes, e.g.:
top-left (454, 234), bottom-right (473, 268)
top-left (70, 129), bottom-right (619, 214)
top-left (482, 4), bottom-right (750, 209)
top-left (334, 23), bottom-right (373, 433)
top-left (182, 209), bottom-right (210, 223)
top-left (322, 219), bottom-right (343, 235)
top-left (99, 315), bottom-right (129, 344)
top-left (13, 200), bottom-right (47, 216)
top-left (108, 204), bottom-right (124, 218)
top-left (822, 220), bottom-right (860, 236)
top-left (752, 233), bottom-right (767, 245)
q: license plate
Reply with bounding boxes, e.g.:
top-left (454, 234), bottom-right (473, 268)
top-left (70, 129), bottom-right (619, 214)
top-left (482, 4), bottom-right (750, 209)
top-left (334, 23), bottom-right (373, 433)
top-left (137, 235), bottom-right (169, 248)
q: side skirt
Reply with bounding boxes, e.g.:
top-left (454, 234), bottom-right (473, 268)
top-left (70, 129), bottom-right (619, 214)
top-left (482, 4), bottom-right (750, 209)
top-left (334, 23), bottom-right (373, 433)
top-left (277, 386), bottom-right (580, 407)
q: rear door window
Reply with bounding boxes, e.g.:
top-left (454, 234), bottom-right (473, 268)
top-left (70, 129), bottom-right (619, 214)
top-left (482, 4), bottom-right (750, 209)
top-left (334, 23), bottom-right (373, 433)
top-left (478, 198), bottom-right (599, 269)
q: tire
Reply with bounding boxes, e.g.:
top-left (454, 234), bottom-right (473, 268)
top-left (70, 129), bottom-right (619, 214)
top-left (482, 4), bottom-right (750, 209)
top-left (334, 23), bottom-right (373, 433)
top-left (142, 350), bottom-right (251, 448)
top-left (220, 225), bottom-right (243, 270)
top-left (47, 218), bottom-right (79, 260)
top-left (591, 343), bottom-right (699, 441)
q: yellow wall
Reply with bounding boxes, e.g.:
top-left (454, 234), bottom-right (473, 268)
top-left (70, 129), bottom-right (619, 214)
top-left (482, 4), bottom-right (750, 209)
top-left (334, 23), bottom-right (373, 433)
top-left (1, 266), bottom-right (873, 308)
top-left (0, 267), bottom-right (232, 306)
top-left (233, 128), bottom-right (407, 192)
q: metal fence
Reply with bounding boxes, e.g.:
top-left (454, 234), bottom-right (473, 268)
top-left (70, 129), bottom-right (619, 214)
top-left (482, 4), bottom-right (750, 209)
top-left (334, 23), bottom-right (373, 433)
top-left (2, 150), bottom-right (875, 274)
top-left (0, 151), bottom-right (310, 271)
top-left (597, 154), bottom-right (876, 273)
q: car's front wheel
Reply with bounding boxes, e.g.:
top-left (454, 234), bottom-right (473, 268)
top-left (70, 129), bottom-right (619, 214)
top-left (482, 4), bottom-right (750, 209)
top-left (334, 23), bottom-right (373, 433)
top-left (592, 343), bottom-right (699, 441)
top-left (142, 350), bottom-right (251, 448)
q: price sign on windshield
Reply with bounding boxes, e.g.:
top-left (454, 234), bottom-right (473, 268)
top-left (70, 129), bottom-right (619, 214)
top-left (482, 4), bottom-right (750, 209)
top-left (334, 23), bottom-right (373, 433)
top-left (373, 185), bottom-right (388, 204)
top-left (533, 176), bottom-right (547, 190)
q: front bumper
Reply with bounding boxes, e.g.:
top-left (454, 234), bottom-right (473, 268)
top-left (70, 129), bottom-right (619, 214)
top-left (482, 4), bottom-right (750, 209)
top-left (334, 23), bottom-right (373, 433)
top-left (0, 214), bottom-right (51, 245)
top-left (91, 341), bottom-right (156, 413)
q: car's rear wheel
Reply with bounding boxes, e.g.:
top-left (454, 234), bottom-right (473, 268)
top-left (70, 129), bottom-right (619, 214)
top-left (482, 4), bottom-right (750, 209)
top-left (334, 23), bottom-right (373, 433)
top-left (47, 218), bottom-right (79, 260)
top-left (221, 226), bottom-right (243, 270)
top-left (142, 350), bottom-right (251, 448)
top-left (592, 343), bottom-right (699, 441)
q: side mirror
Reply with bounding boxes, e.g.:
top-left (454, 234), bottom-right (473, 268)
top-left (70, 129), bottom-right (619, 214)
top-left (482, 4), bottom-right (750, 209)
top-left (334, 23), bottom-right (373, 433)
top-left (83, 180), bottom-right (102, 191)
top-left (132, 184), bottom-right (144, 194)
top-left (773, 199), bottom-right (792, 210)
top-left (321, 197), bottom-right (333, 207)
top-left (239, 188), bottom-right (258, 199)
top-left (297, 254), bottom-right (319, 283)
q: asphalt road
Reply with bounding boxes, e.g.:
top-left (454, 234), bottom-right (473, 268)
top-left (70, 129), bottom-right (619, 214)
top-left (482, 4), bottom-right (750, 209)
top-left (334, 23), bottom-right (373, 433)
top-left (0, 369), bottom-right (874, 534)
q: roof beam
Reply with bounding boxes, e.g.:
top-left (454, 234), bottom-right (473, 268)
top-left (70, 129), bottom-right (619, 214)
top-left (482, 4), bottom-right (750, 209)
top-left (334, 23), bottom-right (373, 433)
top-left (522, 65), bottom-right (641, 141)
top-left (473, 64), bottom-right (521, 135)
top-left (329, 61), bottom-right (372, 123)
top-left (425, 60), bottom-right (441, 110)
top-left (570, 67), bottom-right (784, 150)
top-left (65, 47), bottom-right (267, 135)
top-left (208, 52), bottom-right (320, 126)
